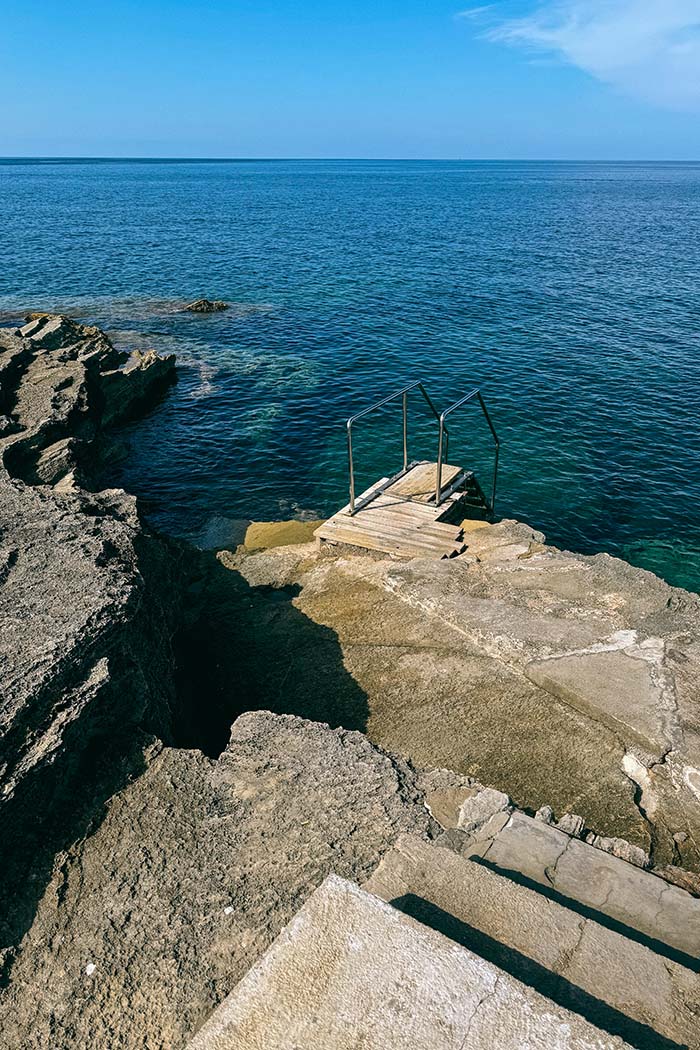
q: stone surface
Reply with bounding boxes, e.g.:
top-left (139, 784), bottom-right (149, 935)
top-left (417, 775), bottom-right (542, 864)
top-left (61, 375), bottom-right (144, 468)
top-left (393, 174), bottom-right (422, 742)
top-left (227, 532), bottom-right (700, 869)
top-left (457, 785), bottom-right (511, 831)
top-left (454, 810), bottom-right (700, 961)
top-left (0, 475), bottom-right (182, 970)
top-left (557, 812), bottom-right (586, 837)
top-left (0, 711), bottom-right (434, 1050)
top-left (0, 315), bottom-right (184, 1002)
top-left (585, 833), bottom-right (650, 869)
top-left (1, 314), bottom-right (173, 483)
top-left (187, 874), bottom-right (631, 1050)
top-left (366, 834), bottom-right (700, 1049)
top-left (243, 517), bottom-right (324, 550)
top-left (526, 646), bottom-right (673, 755)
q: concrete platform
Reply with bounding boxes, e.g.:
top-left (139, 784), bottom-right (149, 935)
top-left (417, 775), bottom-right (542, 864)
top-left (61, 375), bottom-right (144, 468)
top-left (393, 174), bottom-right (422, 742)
top-left (366, 834), bottom-right (700, 1049)
top-left (187, 874), bottom-right (632, 1050)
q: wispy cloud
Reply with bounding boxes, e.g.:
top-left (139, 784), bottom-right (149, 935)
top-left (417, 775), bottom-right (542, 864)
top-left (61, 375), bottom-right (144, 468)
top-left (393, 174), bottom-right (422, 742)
top-left (468, 1), bottom-right (700, 110)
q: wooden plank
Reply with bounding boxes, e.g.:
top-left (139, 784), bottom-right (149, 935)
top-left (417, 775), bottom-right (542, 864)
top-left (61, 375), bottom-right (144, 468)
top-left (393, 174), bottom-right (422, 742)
top-left (385, 462), bottom-right (463, 503)
top-left (352, 496), bottom-right (450, 521)
top-left (317, 520), bottom-right (464, 559)
top-left (331, 512), bottom-right (463, 543)
top-left (316, 522), bottom-right (464, 559)
top-left (318, 519), bottom-right (457, 553)
top-left (317, 521), bottom-right (460, 557)
top-left (315, 464), bottom-right (475, 559)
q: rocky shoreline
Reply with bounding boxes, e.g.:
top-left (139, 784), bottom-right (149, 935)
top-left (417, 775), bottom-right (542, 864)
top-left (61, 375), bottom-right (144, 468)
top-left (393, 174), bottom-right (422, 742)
top-left (1, 316), bottom-right (699, 1048)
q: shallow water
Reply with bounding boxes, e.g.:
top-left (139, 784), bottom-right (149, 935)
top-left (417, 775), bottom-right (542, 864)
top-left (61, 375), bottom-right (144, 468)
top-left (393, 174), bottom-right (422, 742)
top-left (1, 158), bottom-right (699, 592)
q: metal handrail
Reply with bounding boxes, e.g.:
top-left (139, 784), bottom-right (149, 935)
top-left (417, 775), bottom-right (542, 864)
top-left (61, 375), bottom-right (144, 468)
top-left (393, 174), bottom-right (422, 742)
top-left (347, 381), bottom-right (449, 514)
top-left (435, 389), bottom-right (500, 513)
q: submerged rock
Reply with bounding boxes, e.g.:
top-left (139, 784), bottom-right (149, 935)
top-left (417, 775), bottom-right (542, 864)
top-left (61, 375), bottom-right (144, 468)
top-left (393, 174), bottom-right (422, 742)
top-left (184, 298), bottom-right (229, 313)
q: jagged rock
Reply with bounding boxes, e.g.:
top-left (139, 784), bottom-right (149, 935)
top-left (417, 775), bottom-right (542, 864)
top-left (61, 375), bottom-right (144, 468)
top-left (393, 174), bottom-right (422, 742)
top-left (585, 832), bottom-right (650, 869)
top-left (556, 812), bottom-right (585, 837)
top-left (457, 786), bottom-right (511, 832)
top-left (30, 436), bottom-right (79, 484)
top-left (100, 348), bottom-right (176, 427)
top-left (1, 315), bottom-right (174, 483)
top-left (0, 711), bottom-right (433, 1050)
top-left (654, 864), bottom-right (700, 897)
top-left (0, 476), bottom-right (183, 952)
top-left (535, 804), bottom-right (554, 824)
top-left (19, 315), bottom-right (120, 366)
top-left (184, 298), bottom-right (229, 313)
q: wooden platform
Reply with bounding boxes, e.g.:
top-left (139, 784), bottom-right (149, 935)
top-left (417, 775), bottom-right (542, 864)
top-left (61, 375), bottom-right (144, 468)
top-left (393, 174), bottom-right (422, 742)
top-left (314, 462), bottom-right (471, 560)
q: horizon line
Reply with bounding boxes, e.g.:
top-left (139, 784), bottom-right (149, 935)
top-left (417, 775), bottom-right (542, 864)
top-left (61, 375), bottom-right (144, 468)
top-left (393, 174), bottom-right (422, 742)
top-left (2, 155), bottom-right (700, 164)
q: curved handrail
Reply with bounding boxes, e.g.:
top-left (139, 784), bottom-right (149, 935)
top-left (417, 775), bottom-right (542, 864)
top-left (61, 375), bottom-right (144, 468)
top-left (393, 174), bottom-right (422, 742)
top-left (436, 389), bottom-right (500, 513)
top-left (347, 381), bottom-right (449, 514)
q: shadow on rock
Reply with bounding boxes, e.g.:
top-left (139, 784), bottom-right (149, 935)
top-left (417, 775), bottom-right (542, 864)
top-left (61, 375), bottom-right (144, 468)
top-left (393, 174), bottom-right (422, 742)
top-left (174, 550), bottom-right (370, 757)
top-left (0, 728), bottom-right (152, 987)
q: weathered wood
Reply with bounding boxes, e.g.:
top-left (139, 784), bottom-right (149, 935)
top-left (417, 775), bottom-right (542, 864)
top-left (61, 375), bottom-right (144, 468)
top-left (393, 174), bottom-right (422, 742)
top-left (315, 461), bottom-right (471, 560)
top-left (385, 462), bottom-right (463, 503)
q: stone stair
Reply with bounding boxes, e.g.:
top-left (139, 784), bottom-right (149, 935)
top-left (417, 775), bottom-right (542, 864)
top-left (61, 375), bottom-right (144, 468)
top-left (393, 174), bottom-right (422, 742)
top-left (365, 834), bottom-right (700, 1050)
top-left (187, 874), bottom-right (635, 1050)
top-left (440, 808), bottom-right (700, 965)
top-left (184, 778), bottom-right (700, 1050)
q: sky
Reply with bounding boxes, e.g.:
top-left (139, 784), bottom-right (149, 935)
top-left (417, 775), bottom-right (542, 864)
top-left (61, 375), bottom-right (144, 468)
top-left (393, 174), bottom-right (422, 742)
top-left (2, 0), bottom-right (700, 158)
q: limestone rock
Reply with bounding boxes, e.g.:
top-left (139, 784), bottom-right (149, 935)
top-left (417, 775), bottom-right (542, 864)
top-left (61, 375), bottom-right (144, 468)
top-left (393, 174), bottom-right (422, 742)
top-left (556, 812), bottom-right (586, 837)
top-left (188, 874), bottom-right (632, 1050)
top-left (0, 475), bottom-right (183, 959)
top-left (0, 711), bottom-right (433, 1050)
top-left (99, 348), bottom-right (176, 427)
top-left (535, 804), bottom-right (554, 824)
top-left (457, 786), bottom-right (511, 832)
top-left (1, 315), bottom-right (175, 483)
top-left (585, 833), bottom-right (650, 869)
top-left (366, 835), bottom-right (698, 1050)
top-left (230, 532), bottom-right (700, 868)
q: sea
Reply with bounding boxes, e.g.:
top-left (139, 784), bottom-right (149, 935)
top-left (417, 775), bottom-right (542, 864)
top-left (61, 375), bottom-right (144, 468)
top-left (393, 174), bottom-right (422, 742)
top-left (1, 158), bottom-right (699, 592)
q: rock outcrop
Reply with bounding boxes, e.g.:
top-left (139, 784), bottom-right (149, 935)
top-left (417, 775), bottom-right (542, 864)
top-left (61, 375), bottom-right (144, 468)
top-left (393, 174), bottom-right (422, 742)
top-left (0, 315), bottom-right (175, 485)
top-left (0, 317), bottom-right (181, 982)
top-left (221, 521), bottom-right (700, 872)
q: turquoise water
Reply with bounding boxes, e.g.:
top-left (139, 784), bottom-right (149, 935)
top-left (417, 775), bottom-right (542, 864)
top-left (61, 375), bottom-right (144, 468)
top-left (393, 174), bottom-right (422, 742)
top-left (1, 159), bottom-right (699, 592)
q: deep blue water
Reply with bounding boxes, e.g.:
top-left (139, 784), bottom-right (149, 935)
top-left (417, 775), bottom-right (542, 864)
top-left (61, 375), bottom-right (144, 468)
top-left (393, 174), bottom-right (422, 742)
top-left (1, 159), bottom-right (699, 592)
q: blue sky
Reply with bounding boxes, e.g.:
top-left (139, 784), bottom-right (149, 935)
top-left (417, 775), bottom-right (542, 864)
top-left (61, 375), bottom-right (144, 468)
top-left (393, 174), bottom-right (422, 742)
top-left (2, 0), bottom-right (700, 158)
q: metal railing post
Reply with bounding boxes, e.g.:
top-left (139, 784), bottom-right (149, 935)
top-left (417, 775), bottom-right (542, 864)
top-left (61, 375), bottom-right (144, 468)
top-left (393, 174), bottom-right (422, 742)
top-left (347, 421), bottom-right (355, 513)
top-left (435, 415), bottom-right (445, 504)
top-left (344, 381), bottom-right (448, 516)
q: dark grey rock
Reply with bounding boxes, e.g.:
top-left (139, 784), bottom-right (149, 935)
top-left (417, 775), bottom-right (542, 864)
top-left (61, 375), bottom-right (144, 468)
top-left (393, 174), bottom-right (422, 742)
top-left (184, 298), bottom-right (229, 313)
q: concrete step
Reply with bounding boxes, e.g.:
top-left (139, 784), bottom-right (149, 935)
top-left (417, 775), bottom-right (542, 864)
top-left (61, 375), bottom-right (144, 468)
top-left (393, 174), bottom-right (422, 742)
top-left (447, 810), bottom-right (700, 966)
top-left (365, 834), bottom-right (700, 1050)
top-left (187, 874), bottom-right (633, 1050)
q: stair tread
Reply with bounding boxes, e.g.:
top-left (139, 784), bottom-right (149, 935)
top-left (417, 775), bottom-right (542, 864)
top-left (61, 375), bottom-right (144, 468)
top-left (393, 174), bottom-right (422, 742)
top-left (187, 874), bottom-right (633, 1050)
top-left (365, 834), bottom-right (699, 1050)
top-left (460, 810), bottom-right (700, 961)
